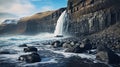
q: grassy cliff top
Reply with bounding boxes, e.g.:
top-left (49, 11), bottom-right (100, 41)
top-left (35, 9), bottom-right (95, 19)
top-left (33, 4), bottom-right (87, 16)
top-left (19, 11), bottom-right (55, 22)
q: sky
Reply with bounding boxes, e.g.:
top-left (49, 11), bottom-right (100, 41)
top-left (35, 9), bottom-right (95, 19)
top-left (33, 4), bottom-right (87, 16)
top-left (0, 0), bottom-right (67, 19)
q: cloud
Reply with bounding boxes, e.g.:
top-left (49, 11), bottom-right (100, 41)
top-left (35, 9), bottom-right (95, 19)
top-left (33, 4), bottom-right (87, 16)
top-left (0, 0), bottom-right (36, 17)
top-left (0, 0), bottom-right (67, 19)
top-left (30, 0), bottom-right (42, 1)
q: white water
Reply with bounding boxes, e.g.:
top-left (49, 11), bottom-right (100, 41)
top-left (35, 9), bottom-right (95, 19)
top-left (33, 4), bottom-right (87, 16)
top-left (0, 33), bottom-right (69, 47)
top-left (54, 10), bottom-right (67, 36)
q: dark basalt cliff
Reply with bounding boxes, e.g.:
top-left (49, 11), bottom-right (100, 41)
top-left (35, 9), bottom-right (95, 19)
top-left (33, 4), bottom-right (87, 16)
top-left (0, 8), bottom-right (66, 35)
top-left (67, 0), bottom-right (120, 36)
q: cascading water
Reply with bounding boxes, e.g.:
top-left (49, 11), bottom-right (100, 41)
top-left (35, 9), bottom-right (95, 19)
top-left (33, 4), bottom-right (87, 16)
top-left (54, 10), bottom-right (67, 37)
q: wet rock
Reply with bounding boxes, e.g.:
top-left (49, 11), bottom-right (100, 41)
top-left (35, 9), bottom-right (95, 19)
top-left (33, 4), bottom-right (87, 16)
top-left (18, 44), bottom-right (27, 47)
top-left (62, 42), bottom-right (72, 48)
top-left (0, 49), bottom-right (17, 54)
top-left (96, 45), bottom-right (120, 64)
top-left (66, 56), bottom-right (109, 67)
top-left (82, 38), bottom-right (92, 50)
top-left (18, 52), bottom-right (41, 63)
top-left (55, 35), bottom-right (63, 37)
top-left (65, 39), bottom-right (92, 53)
top-left (63, 40), bottom-right (79, 48)
top-left (70, 41), bottom-right (78, 47)
top-left (0, 51), bottom-right (11, 54)
top-left (24, 46), bottom-right (38, 52)
top-left (51, 41), bottom-right (62, 48)
top-left (65, 45), bottom-right (85, 53)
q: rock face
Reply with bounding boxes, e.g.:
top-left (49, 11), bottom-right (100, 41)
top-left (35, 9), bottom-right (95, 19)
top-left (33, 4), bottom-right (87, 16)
top-left (0, 8), bottom-right (66, 35)
top-left (67, 0), bottom-right (120, 36)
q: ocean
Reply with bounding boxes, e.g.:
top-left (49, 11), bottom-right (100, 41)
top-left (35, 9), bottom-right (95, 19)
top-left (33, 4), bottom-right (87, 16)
top-left (0, 33), bottom-right (95, 67)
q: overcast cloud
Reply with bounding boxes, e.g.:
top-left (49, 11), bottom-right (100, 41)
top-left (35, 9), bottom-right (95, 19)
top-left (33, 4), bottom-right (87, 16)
top-left (0, 0), bottom-right (37, 17)
top-left (0, 0), bottom-right (67, 19)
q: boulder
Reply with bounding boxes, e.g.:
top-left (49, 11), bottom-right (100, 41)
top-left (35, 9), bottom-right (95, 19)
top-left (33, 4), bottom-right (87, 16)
top-left (65, 45), bottom-right (85, 53)
top-left (96, 45), bottom-right (120, 64)
top-left (65, 39), bottom-right (92, 53)
top-left (19, 44), bottom-right (27, 47)
top-left (62, 42), bottom-right (72, 48)
top-left (82, 38), bottom-right (92, 50)
top-left (51, 41), bottom-right (62, 48)
top-left (24, 46), bottom-right (38, 52)
top-left (18, 52), bottom-right (41, 63)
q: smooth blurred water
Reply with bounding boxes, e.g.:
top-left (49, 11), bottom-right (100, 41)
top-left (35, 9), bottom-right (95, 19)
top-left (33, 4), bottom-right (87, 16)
top-left (0, 33), bottom-right (70, 47)
top-left (0, 33), bottom-right (96, 67)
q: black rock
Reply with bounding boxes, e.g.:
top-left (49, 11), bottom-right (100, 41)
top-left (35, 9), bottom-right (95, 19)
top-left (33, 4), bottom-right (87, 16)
top-left (96, 45), bottom-right (120, 64)
top-left (24, 46), bottom-right (38, 52)
top-left (18, 52), bottom-right (41, 63)
top-left (51, 40), bottom-right (62, 48)
top-left (19, 44), bottom-right (27, 47)
top-left (82, 38), bottom-right (92, 50)
top-left (0, 49), bottom-right (17, 54)
top-left (55, 35), bottom-right (63, 37)
top-left (0, 51), bottom-right (10, 54)
top-left (66, 56), bottom-right (109, 67)
top-left (65, 39), bottom-right (92, 53)
top-left (62, 42), bottom-right (72, 48)
top-left (65, 45), bottom-right (85, 53)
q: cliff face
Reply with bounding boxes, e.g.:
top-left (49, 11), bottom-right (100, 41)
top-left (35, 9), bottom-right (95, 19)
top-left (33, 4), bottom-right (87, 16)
top-left (67, 0), bottom-right (120, 36)
top-left (19, 8), bottom-right (66, 34)
top-left (0, 8), bottom-right (66, 35)
top-left (0, 22), bottom-right (26, 35)
top-left (1, 0), bottom-right (120, 36)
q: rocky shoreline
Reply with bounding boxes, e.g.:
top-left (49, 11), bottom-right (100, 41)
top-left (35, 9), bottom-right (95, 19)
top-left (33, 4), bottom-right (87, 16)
top-left (0, 36), bottom-right (119, 67)
top-left (0, 0), bottom-right (120, 67)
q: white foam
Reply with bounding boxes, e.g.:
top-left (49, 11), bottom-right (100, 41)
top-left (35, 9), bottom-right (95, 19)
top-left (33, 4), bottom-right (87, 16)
top-left (0, 33), bottom-right (70, 47)
top-left (54, 51), bottom-right (95, 59)
top-left (41, 58), bottom-right (58, 63)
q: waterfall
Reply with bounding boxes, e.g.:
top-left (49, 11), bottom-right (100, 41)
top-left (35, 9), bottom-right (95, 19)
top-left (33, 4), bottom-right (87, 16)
top-left (54, 10), bottom-right (67, 37)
